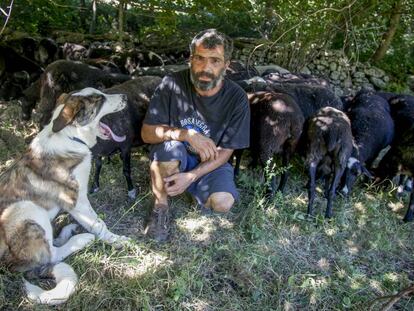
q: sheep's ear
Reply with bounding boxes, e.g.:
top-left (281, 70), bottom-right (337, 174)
top-left (362, 166), bottom-right (374, 179)
top-left (52, 94), bottom-right (82, 132)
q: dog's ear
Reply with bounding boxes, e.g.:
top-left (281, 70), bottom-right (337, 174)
top-left (52, 94), bottom-right (82, 132)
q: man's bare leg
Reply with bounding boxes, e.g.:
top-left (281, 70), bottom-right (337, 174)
top-left (205, 192), bottom-right (235, 213)
top-left (144, 160), bottom-right (180, 242)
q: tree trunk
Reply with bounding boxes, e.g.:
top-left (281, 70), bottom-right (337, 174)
top-left (89, 0), bottom-right (97, 34)
top-left (372, 0), bottom-right (402, 63)
top-left (79, 0), bottom-right (87, 32)
top-left (118, 0), bottom-right (125, 33)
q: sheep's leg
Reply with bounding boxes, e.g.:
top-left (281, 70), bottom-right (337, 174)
top-left (323, 175), bottom-right (331, 199)
top-left (250, 155), bottom-right (258, 169)
top-left (405, 177), bottom-right (413, 192)
top-left (21, 97), bottom-right (35, 120)
top-left (277, 150), bottom-right (290, 193)
top-left (326, 166), bottom-right (344, 218)
top-left (396, 174), bottom-right (407, 198)
top-left (262, 155), bottom-right (276, 198)
top-left (307, 162), bottom-right (318, 216)
top-left (89, 156), bottom-right (102, 194)
top-left (233, 149), bottom-right (243, 178)
top-left (264, 173), bottom-right (276, 198)
top-left (269, 175), bottom-right (277, 197)
top-left (403, 187), bottom-right (414, 222)
top-left (120, 148), bottom-right (136, 200)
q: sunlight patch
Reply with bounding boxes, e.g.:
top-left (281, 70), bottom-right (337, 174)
top-left (278, 237), bottom-right (291, 246)
top-left (325, 228), bottom-right (337, 236)
top-left (177, 217), bottom-right (233, 241)
top-left (346, 239), bottom-right (359, 255)
top-left (294, 193), bottom-right (307, 205)
top-left (300, 276), bottom-right (328, 289)
top-left (369, 279), bottom-right (384, 294)
top-left (181, 298), bottom-right (211, 311)
top-left (111, 253), bottom-right (171, 279)
top-left (364, 193), bottom-right (376, 201)
top-left (288, 224), bottom-right (299, 235)
top-left (317, 258), bottom-right (330, 271)
top-left (384, 272), bottom-right (399, 283)
top-left (336, 268), bottom-right (346, 279)
top-left (388, 201), bottom-right (404, 212)
top-left (354, 202), bottom-right (366, 213)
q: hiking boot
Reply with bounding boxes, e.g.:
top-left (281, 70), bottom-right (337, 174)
top-left (144, 204), bottom-right (170, 242)
top-left (200, 204), bottom-right (213, 216)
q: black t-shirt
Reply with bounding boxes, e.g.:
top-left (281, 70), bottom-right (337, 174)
top-left (144, 69), bottom-right (250, 153)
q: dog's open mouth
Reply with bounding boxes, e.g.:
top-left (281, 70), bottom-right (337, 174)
top-left (99, 121), bottom-right (126, 142)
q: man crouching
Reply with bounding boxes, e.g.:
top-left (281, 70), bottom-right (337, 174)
top-left (141, 29), bottom-right (250, 242)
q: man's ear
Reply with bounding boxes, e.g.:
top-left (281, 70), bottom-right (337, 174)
top-left (52, 94), bottom-right (82, 132)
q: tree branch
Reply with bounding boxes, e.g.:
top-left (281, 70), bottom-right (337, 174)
top-left (369, 284), bottom-right (414, 311)
top-left (0, 0), bottom-right (14, 37)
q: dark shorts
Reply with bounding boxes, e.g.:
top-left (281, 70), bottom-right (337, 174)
top-left (149, 141), bottom-right (239, 206)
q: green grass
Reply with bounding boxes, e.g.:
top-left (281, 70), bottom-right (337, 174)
top-left (1, 101), bottom-right (414, 310)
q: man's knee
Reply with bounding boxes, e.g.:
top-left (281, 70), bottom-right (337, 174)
top-left (150, 160), bottom-right (180, 178)
top-left (207, 192), bottom-right (235, 213)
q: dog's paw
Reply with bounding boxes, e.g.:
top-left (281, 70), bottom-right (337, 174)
top-left (102, 233), bottom-right (131, 249)
top-left (75, 233), bottom-right (95, 248)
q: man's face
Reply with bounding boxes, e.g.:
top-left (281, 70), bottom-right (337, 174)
top-left (190, 43), bottom-right (229, 92)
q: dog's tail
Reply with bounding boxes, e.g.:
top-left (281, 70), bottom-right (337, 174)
top-left (23, 262), bottom-right (78, 305)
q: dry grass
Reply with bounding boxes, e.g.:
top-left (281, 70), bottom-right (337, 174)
top-left (1, 101), bottom-right (414, 310)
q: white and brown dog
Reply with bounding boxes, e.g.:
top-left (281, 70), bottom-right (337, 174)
top-left (0, 87), bottom-right (129, 305)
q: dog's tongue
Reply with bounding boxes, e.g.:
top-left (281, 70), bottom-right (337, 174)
top-left (99, 121), bottom-right (126, 142)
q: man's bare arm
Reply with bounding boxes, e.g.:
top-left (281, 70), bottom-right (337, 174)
top-left (141, 123), bottom-right (218, 162)
top-left (141, 123), bottom-right (187, 144)
top-left (164, 148), bottom-right (234, 197)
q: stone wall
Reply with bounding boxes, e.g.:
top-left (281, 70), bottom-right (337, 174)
top-left (233, 43), bottom-right (390, 96)
top-left (302, 50), bottom-right (389, 96)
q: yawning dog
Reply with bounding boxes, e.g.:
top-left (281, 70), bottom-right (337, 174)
top-left (0, 87), bottom-right (129, 305)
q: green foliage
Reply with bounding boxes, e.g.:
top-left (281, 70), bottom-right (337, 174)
top-left (2, 0), bottom-right (413, 82)
top-left (7, 0), bottom-right (87, 35)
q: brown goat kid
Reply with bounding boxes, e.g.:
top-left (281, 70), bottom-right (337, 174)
top-left (305, 107), bottom-right (353, 218)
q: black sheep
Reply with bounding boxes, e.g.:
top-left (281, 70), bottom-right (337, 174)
top-left (305, 107), bottom-right (353, 218)
top-left (235, 78), bottom-right (343, 119)
top-left (21, 78), bottom-right (41, 120)
top-left (374, 95), bottom-right (414, 201)
top-left (225, 60), bottom-right (259, 82)
top-left (246, 91), bottom-right (305, 195)
top-left (90, 76), bottom-right (162, 199)
top-left (267, 82), bottom-right (344, 119)
top-left (37, 60), bottom-right (131, 126)
top-left (341, 90), bottom-right (394, 195)
top-left (262, 71), bottom-right (330, 88)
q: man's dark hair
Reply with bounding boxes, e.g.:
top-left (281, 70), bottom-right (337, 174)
top-left (189, 29), bottom-right (233, 61)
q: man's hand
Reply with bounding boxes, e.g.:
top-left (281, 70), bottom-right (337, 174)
top-left (186, 129), bottom-right (218, 162)
top-left (164, 172), bottom-right (197, 197)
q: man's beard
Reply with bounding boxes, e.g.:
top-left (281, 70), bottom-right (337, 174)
top-left (190, 67), bottom-right (226, 91)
